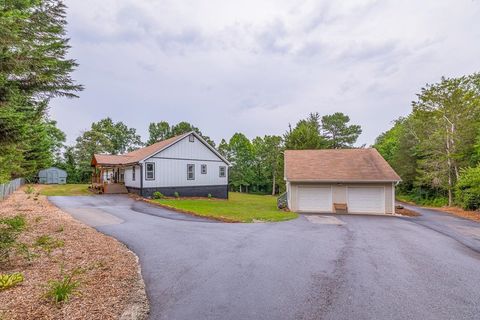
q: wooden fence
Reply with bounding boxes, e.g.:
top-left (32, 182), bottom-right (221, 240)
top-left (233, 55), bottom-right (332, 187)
top-left (0, 178), bottom-right (25, 201)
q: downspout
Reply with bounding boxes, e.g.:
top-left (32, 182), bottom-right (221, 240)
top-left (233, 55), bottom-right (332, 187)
top-left (139, 163), bottom-right (144, 197)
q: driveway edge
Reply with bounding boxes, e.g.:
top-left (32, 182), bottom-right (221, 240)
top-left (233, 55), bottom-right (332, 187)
top-left (120, 251), bottom-right (150, 320)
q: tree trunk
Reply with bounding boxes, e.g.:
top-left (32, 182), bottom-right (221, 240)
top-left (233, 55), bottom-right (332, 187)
top-left (445, 120), bottom-right (453, 206)
top-left (239, 185), bottom-right (242, 193)
top-left (271, 168), bottom-right (276, 196)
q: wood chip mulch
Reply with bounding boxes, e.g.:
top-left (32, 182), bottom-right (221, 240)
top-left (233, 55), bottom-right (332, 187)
top-left (0, 188), bottom-right (149, 320)
top-left (433, 206), bottom-right (480, 222)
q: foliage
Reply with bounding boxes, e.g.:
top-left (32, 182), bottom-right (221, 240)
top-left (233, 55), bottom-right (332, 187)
top-left (154, 192), bottom-right (298, 222)
top-left (44, 268), bottom-right (81, 304)
top-left (35, 235), bottom-right (64, 254)
top-left (152, 191), bottom-right (164, 199)
top-left (0, 0), bottom-right (82, 183)
top-left (0, 272), bottom-right (24, 291)
top-left (24, 185), bottom-right (35, 194)
top-left (375, 73), bottom-right (480, 206)
top-left (147, 120), bottom-right (215, 147)
top-left (321, 112), bottom-right (362, 149)
top-left (455, 166), bottom-right (480, 210)
top-left (73, 118), bottom-right (142, 182)
top-left (208, 193), bottom-right (212, 199)
top-left (0, 215), bottom-right (27, 263)
top-left (174, 191), bottom-right (180, 198)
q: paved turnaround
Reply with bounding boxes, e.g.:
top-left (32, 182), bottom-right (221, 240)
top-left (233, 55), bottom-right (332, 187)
top-left (49, 195), bottom-right (480, 320)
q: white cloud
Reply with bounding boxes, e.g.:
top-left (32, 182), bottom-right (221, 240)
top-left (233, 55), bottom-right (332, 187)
top-left (51, 0), bottom-right (480, 146)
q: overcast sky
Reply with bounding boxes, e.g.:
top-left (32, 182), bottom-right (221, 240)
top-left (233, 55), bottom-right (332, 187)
top-left (50, 0), bottom-right (480, 146)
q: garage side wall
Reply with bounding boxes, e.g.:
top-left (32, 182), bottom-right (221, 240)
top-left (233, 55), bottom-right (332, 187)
top-left (288, 182), bottom-right (394, 214)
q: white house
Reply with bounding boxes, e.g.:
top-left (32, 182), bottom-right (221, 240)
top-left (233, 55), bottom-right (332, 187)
top-left (91, 131), bottom-right (230, 198)
top-left (284, 149), bottom-right (401, 214)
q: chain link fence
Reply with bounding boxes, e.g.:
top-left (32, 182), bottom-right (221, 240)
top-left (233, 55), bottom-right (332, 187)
top-left (0, 178), bottom-right (25, 201)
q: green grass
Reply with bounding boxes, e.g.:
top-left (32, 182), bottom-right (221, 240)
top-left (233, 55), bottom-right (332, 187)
top-left (38, 184), bottom-right (91, 196)
top-left (153, 192), bottom-right (298, 223)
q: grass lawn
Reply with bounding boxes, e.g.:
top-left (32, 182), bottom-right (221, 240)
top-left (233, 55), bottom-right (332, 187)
top-left (153, 192), bottom-right (298, 223)
top-left (37, 184), bottom-right (92, 196)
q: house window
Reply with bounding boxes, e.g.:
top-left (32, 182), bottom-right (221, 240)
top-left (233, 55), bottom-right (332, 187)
top-left (201, 164), bottom-right (207, 174)
top-left (187, 164), bottom-right (195, 180)
top-left (189, 135), bottom-right (195, 142)
top-left (132, 166), bottom-right (136, 181)
top-left (219, 166), bottom-right (226, 178)
top-left (145, 162), bottom-right (155, 180)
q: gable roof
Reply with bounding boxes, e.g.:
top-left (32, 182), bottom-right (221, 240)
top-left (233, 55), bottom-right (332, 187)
top-left (284, 148), bottom-right (401, 182)
top-left (92, 131), bottom-right (230, 166)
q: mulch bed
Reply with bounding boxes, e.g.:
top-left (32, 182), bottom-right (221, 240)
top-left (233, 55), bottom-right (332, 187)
top-left (432, 206), bottom-right (480, 222)
top-left (395, 207), bottom-right (421, 217)
top-left (0, 187), bottom-right (149, 320)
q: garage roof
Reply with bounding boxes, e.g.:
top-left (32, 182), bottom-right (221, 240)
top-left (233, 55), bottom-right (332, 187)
top-left (284, 148), bottom-right (401, 182)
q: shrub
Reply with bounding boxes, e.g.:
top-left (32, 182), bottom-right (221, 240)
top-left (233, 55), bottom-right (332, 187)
top-left (208, 193), bottom-right (212, 199)
top-left (0, 215), bottom-right (26, 232)
top-left (44, 269), bottom-right (81, 304)
top-left (174, 192), bottom-right (180, 199)
top-left (0, 272), bottom-right (24, 291)
top-left (0, 215), bottom-right (27, 263)
top-left (152, 191), bottom-right (164, 199)
top-left (24, 185), bottom-right (35, 194)
top-left (35, 235), bottom-right (64, 254)
top-left (455, 166), bottom-right (480, 210)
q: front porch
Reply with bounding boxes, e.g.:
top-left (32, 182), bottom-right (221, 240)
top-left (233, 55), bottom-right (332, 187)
top-left (91, 166), bottom-right (128, 194)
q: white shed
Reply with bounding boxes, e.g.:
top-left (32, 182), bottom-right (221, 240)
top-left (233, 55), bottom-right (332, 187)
top-left (38, 167), bottom-right (67, 184)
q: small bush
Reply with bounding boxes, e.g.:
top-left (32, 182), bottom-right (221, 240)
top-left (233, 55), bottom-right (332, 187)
top-left (24, 185), bottom-right (35, 194)
top-left (0, 215), bottom-right (26, 232)
top-left (174, 192), bottom-right (180, 199)
top-left (456, 166), bottom-right (480, 210)
top-left (44, 269), bottom-right (81, 304)
top-left (35, 235), bottom-right (64, 254)
top-left (0, 272), bottom-right (24, 291)
top-left (0, 215), bottom-right (27, 263)
top-left (208, 193), bottom-right (212, 199)
top-left (152, 191), bottom-right (165, 199)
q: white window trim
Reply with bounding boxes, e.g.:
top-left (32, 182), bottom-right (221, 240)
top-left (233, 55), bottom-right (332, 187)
top-left (145, 162), bottom-right (155, 180)
top-left (187, 164), bottom-right (195, 180)
top-left (219, 166), bottom-right (226, 178)
top-left (201, 164), bottom-right (207, 174)
top-left (132, 166), bottom-right (136, 181)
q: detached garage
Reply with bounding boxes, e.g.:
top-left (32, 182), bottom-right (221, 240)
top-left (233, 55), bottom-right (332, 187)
top-left (284, 149), bottom-right (401, 214)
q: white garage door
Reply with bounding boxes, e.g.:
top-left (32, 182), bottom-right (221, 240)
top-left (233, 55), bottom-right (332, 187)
top-left (297, 186), bottom-right (332, 212)
top-left (347, 187), bottom-right (385, 213)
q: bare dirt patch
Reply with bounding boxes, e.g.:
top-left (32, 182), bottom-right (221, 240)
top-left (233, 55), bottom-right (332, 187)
top-left (0, 188), bottom-right (149, 320)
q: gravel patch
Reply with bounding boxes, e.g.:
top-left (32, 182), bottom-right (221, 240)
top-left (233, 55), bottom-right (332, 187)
top-left (0, 188), bottom-right (149, 320)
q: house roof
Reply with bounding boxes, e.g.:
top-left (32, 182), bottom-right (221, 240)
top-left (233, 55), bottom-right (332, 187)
top-left (284, 148), bottom-right (401, 182)
top-left (92, 132), bottom-right (230, 166)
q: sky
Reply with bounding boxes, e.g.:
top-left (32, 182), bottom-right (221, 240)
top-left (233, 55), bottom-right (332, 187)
top-left (50, 0), bottom-right (480, 146)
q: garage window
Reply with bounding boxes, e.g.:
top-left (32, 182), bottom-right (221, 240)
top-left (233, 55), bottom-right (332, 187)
top-left (219, 166), bottom-right (226, 178)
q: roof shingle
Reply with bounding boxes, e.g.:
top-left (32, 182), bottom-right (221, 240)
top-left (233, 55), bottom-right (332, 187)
top-left (92, 133), bottom-right (190, 166)
top-left (284, 148), bottom-right (401, 182)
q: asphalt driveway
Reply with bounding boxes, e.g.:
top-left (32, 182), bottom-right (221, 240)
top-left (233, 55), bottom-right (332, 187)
top-left (49, 195), bottom-right (480, 320)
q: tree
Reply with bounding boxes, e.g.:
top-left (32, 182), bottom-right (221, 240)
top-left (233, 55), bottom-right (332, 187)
top-left (0, 0), bottom-right (82, 182)
top-left (252, 135), bottom-right (284, 195)
top-left (74, 118), bottom-right (142, 182)
top-left (284, 114), bottom-right (327, 150)
top-left (147, 121), bottom-right (171, 145)
top-left (147, 121), bottom-right (216, 147)
top-left (374, 73), bottom-right (480, 207)
top-left (321, 112), bottom-right (362, 149)
top-left (225, 133), bottom-right (255, 192)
